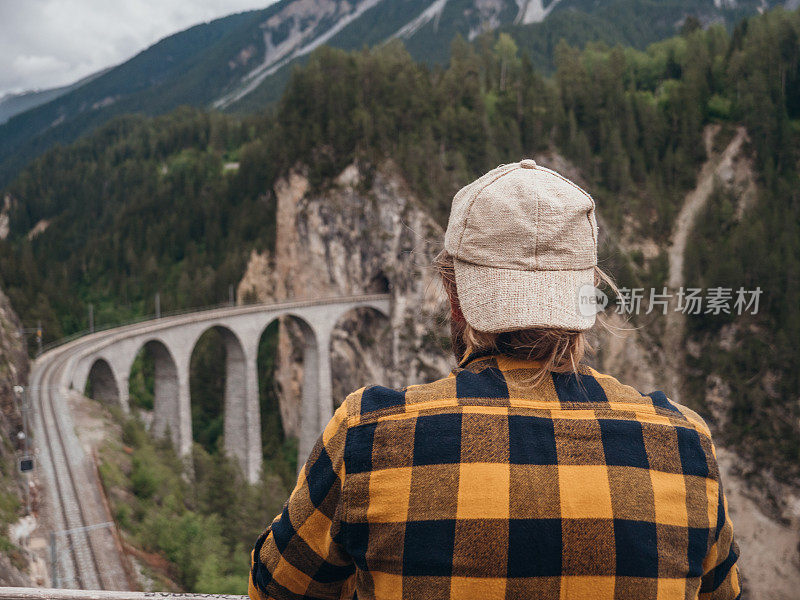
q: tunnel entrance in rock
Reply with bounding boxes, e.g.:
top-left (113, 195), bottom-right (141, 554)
top-left (367, 271), bottom-right (391, 294)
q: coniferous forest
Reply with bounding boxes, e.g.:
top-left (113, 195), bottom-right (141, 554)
top-left (1, 7), bottom-right (799, 592)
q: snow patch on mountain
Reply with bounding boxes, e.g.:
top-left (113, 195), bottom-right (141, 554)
top-left (468, 0), bottom-right (512, 40)
top-left (393, 0), bottom-right (449, 39)
top-left (214, 0), bottom-right (386, 109)
top-left (515, 0), bottom-right (563, 25)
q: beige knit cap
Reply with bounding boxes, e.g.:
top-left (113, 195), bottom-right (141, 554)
top-left (444, 159), bottom-right (598, 332)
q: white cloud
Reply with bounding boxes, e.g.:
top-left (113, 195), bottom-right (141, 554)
top-left (11, 54), bottom-right (71, 76)
top-left (0, 0), bottom-right (275, 96)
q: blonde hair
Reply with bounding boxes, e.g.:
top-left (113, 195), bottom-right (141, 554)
top-left (434, 249), bottom-right (619, 384)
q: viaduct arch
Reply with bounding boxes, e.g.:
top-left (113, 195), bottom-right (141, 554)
top-left (71, 296), bottom-right (391, 482)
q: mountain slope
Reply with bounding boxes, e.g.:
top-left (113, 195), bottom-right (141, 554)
top-left (0, 8), bottom-right (265, 188)
top-left (0, 69), bottom-right (111, 125)
top-left (0, 0), bottom-right (786, 188)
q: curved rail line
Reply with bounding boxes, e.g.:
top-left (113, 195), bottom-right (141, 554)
top-left (37, 356), bottom-right (105, 588)
top-left (33, 345), bottom-right (126, 589)
top-left (31, 295), bottom-right (391, 589)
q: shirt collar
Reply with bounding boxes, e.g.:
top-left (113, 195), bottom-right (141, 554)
top-left (457, 347), bottom-right (499, 369)
top-left (457, 347), bottom-right (547, 372)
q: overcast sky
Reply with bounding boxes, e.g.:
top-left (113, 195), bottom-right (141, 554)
top-left (0, 0), bottom-right (274, 97)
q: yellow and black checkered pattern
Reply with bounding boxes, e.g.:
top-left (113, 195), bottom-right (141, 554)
top-left (250, 351), bottom-right (740, 599)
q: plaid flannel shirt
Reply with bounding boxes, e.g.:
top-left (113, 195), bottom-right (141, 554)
top-left (249, 351), bottom-right (741, 599)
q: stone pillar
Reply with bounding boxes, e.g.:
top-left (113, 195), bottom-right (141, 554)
top-left (117, 374), bottom-right (130, 414)
top-left (176, 369), bottom-right (192, 458)
top-left (222, 332), bottom-right (248, 477)
top-left (298, 335), bottom-right (320, 468)
top-left (151, 342), bottom-right (185, 453)
top-left (316, 328), bottom-right (333, 440)
top-left (298, 327), bottom-right (332, 470)
top-left (243, 352), bottom-right (262, 484)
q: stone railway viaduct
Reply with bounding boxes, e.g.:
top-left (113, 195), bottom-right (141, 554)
top-left (59, 295), bottom-right (391, 482)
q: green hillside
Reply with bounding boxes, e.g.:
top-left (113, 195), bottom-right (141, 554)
top-left (0, 0), bottom-right (778, 188)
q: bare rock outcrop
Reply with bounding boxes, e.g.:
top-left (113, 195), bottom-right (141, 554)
top-left (238, 162), bottom-right (449, 437)
top-left (0, 285), bottom-right (34, 586)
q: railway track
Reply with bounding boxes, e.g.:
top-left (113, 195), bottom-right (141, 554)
top-left (31, 347), bottom-right (128, 590)
top-left (27, 295), bottom-right (389, 589)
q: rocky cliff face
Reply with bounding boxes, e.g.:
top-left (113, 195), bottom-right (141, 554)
top-left (237, 162), bottom-right (450, 438)
top-left (0, 285), bottom-right (33, 586)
